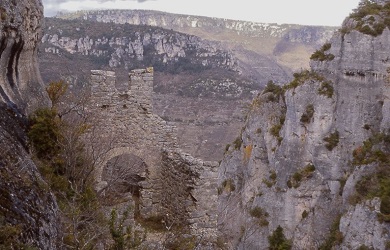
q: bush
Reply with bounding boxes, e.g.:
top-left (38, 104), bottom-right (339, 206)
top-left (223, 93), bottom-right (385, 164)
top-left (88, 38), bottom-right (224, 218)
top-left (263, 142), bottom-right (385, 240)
top-left (249, 206), bottom-right (269, 226)
top-left (323, 131), bottom-right (339, 151)
top-left (268, 226), bottom-right (292, 250)
top-left (270, 124), bottom-right (282, 137)
top-left (346, 0), bottom-right (390, 36)
top-left (318, 81), bottom-right (334, 98)
top-left (263, 80), bottom-right (283, 102)
top-left (0, 8), bottom-right (6, 21)
top-left (310, 43), bottom-right (335, 62)
top-left (352, 133), bottom-right (390, 165)
top-left (318, 215), bottom-right (343, 250)
top-left (283, 70), bottom-right (327, 90)
top-left (29, 80), bottom-right (109, 249)
top-left (300, 104), bottom-right (314, 124)
top-left (233, 137), bottom-right (243, 150)
top-left (263, 170), bottom-right (277, 188)
top-left (110, 208), bottom-right (146, 249)
top-left (220, 179), bottom-right (236, 193)
top-left (287, 164), bottom-right (316, 189)
top-left (28, 108), bottom-right (62, 159)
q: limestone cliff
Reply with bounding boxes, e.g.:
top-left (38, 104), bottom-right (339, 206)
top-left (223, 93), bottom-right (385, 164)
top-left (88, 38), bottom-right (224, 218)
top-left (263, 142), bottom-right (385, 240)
top-left (0, 0), bottom-right (48, 113)
top-left (218, 1), bottom-right (390, 249)
top-left (0, 0), bottom-right (59, 249)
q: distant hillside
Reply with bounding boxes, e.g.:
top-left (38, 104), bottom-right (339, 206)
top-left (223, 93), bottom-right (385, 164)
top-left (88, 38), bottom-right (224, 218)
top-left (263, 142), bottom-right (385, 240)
top-left (38, 11), bottom-right (337, 161)
top-left (58, 9), bottom-right (337, 71)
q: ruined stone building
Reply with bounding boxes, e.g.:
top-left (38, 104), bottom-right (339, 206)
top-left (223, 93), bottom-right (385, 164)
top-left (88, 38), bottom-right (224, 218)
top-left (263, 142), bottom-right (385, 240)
top-left (88, 68), bottom-right (218, 238)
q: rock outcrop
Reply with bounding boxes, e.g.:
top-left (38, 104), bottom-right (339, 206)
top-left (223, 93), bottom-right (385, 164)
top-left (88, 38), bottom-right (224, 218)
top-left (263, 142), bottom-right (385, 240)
top-left (0, 0), bottom-right (59, 249)
top-left (41, 23), bottom-right (238, 73)
top-left (218, 1), bottom-right (390, 249)
top-left (0, 0), bottom-right (48, 113)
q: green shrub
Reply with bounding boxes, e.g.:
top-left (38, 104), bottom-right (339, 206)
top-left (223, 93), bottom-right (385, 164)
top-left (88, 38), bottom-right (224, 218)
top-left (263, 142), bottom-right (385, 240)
top-left (302, 210), bottom-right (309, 219)
top-left (0, 8), bottom-right (6, 21)
top-left (268, 225), bottom-right (292, 250)
top-left (270, 124), bottom-right (282, 137)
top-left (28, 108), bottom-right (62, 159)
top-left (249, 206), bottom-right (269, 222)
top-left (220, 179), bottom-right (236, 194)
top-left (270, 170), bottom-right (277, 181)
top-left (386, 241), bottom-right (390, 249)
top-left (345, 0), bottom-right (390, 36)
top-left (263, 170), bottom-right (277, 188)
top-left (300, 104), bottom-right (314, 124)
top-left (323, 131), bottom-right (339, 151)
top-left (318, 81), bottom-right (334, 98)
top-left (263, 80), bottom-right (283, 102)
top-left (110, 208), bottom-right (146, 249)
top-left (233, 137), bottom-right (243, 150)
top-left (352, 133), bottom-right (390, 165)
top-left (287, 164), bottom-right (316, 188)
top-left (29, 80), bottom-right (109, 249)
top-left (283, 70), bottom-right (326, 90)
top-left (318, 215), bottom-right (343, 250)
top-left (310, 43), bottom-right (335, 62)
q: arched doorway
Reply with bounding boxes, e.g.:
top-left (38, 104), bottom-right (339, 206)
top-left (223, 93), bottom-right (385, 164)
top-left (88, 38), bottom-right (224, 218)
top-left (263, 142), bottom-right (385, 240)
top-left (100, 153), bottom-right (148, 214)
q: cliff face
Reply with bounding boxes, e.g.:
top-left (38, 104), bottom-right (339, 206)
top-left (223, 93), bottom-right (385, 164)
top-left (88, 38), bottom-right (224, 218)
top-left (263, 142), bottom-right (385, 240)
top-left (0, 0), bottom-right (48, 113)
top-left (218, 1), bottom-right (390, 249)
top-left (0, 0), bottom-right (59, 249)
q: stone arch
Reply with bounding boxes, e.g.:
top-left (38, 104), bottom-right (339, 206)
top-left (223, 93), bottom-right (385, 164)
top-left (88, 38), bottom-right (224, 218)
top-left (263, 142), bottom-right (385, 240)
top-left (96, 146), bottom-right (163, 217)
top-left (95, 146), bottom-right (156, 184)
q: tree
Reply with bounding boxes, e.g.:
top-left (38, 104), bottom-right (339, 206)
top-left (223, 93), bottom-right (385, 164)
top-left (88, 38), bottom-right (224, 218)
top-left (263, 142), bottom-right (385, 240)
top-left (268, 225), bottom-right (292, 250)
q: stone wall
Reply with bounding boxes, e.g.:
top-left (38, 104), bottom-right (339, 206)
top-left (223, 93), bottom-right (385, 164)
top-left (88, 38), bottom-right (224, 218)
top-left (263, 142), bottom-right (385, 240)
top-left (88, 68), bottom-right (218, 239)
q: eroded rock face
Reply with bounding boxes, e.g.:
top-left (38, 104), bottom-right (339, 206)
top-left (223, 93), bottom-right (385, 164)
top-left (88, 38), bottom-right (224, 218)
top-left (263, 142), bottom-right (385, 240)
top-left (0, 0), bottom-right (59, 249)
top-left (218, 7), bottom-right (390, 250)
top-left (0, 103), bottom-right (59, 249)
top-left (0, 0), bottom-right (48, 113)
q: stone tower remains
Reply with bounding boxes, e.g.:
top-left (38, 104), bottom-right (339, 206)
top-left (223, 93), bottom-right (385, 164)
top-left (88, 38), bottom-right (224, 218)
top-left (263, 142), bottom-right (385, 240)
top-left (88, 68), bottom-right (218, 239)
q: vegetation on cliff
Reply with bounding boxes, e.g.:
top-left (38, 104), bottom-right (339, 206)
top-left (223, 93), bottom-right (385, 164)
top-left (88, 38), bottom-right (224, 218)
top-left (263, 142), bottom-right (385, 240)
top-left (28, 81), bottom-right (147, 249)
top-left (342, 0), bottom-right (390, 36)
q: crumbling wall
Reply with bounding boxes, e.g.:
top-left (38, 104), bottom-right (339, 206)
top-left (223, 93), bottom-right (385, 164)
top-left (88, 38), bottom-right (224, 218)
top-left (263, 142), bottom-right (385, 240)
top-left (88, 68), bottom-right (218, 239)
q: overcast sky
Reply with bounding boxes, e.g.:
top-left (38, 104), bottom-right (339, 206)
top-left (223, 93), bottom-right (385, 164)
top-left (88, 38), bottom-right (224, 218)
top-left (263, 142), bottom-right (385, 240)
top-left (42, 0), bottom-right (362, 26)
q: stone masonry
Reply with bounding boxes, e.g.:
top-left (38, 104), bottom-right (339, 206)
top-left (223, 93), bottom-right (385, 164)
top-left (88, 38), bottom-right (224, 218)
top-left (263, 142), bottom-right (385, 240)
top-left (88, 68), bottom-right (218, 239)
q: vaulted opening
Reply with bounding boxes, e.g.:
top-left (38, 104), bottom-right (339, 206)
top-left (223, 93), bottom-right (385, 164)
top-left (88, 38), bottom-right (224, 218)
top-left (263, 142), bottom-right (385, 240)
top-left (100, 153), bottom-right (147, 211)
